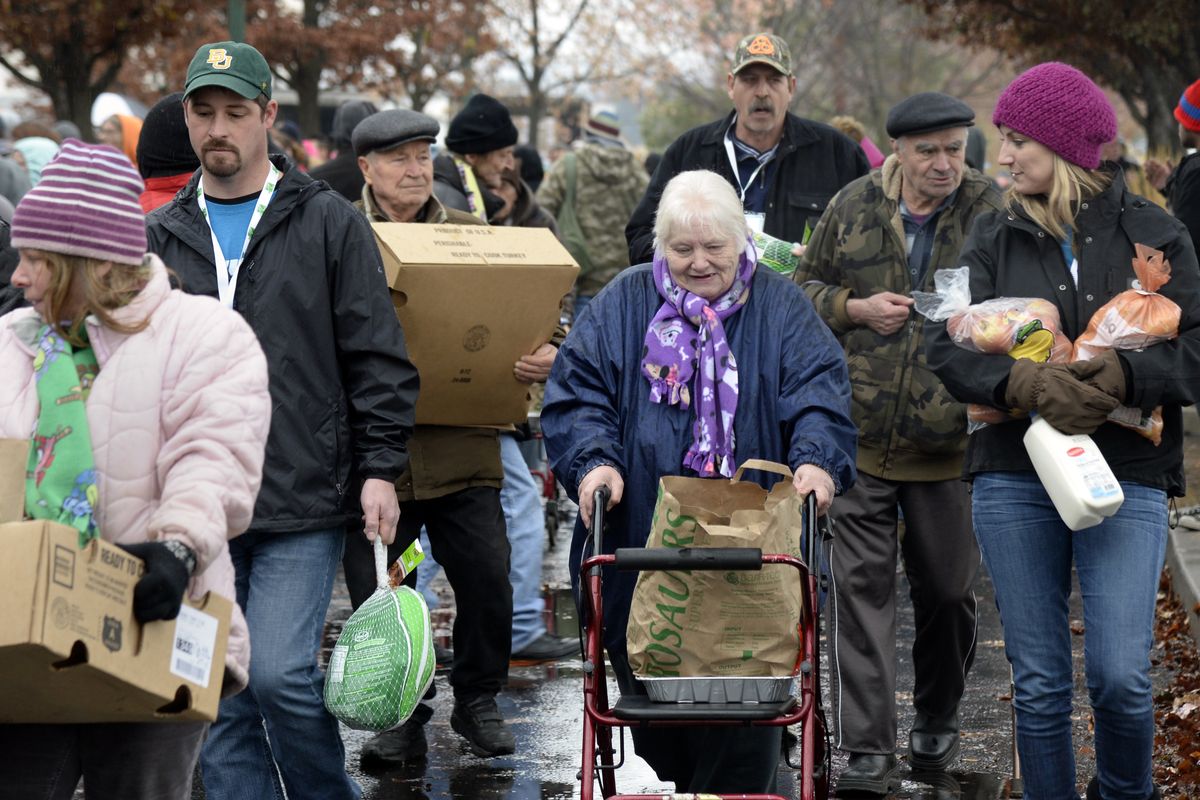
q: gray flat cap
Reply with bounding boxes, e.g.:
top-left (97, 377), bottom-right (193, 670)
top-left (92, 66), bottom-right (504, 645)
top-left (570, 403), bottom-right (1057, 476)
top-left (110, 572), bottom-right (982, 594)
top-left (352, 109), bottom-right (439, 157)
top-left (886, 92), bottom-right (975, 139)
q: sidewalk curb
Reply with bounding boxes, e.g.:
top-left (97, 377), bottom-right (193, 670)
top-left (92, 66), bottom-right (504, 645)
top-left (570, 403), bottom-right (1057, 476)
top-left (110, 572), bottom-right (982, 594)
top-left (1166, 525), bottom-right (1200, 648)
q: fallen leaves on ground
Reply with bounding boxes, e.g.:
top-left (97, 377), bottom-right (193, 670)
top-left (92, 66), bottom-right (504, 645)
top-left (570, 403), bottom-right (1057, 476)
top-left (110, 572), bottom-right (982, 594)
top-left (1153, 570), bottom-right (1200, 797)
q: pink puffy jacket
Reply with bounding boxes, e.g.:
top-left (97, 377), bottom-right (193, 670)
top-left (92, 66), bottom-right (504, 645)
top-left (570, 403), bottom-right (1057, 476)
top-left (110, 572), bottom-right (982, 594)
top-left (0, 255), bottom-right (270, 696)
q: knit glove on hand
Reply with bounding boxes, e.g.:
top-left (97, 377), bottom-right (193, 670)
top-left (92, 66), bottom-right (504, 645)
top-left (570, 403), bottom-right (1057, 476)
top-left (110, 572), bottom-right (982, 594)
top-left (1065, 349), bottom-right (1128, 403)
top-left (118, 541), bottom-right (195, 623)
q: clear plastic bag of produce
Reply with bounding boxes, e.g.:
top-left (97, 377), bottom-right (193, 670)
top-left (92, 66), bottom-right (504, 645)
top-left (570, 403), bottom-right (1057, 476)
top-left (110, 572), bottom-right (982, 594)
top-left (324, 538), bottom-right (435, 731)
top-left (914, 267), bottom-right (1071, 428)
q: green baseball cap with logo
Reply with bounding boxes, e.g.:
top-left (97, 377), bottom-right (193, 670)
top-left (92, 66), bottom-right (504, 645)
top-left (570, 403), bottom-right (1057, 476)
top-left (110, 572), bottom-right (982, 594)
top-left (731, 32), bottom-right (792, 76)
top-left (184, 41), bottom-right (273, 101)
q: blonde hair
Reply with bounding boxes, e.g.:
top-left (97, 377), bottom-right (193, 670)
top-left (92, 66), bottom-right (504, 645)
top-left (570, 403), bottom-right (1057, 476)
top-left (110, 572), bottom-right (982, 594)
top-left (829, 115), bottom-right (866, 143)
top-left (1004, 153), bottom-right (1111, 241)
top-left (35, 250), bottom-right (151, 346)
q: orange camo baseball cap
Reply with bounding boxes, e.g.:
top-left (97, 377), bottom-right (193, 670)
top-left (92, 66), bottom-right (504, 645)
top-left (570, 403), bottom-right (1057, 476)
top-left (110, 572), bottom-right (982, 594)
top-left (731, 33), bottom-right (792, 76)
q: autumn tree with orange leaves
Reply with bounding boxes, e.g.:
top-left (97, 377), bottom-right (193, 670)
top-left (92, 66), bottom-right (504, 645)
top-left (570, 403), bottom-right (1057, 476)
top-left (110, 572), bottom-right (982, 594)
top-left (0, 1), bottom-right (208, 137)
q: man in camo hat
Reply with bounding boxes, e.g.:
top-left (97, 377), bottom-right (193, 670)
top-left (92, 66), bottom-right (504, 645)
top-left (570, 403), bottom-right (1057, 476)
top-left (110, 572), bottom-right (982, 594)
top-left (795, 92), bottom-right (1002, 793)
top-left (625, 32), bottom-right (867, 264)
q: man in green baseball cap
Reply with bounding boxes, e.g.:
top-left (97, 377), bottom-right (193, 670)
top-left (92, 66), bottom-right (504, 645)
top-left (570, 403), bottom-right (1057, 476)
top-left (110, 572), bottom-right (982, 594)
top-left (184, 41), bottom-right (273, 102)
top-left (150, 36), bottom-right (420, 800)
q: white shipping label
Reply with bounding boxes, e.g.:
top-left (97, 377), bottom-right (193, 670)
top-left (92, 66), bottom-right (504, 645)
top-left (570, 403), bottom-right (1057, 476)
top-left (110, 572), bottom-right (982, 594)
top-left (329, 645), bottom-right (348, 684)
top-left (170, 605), bottom-right (219, 689)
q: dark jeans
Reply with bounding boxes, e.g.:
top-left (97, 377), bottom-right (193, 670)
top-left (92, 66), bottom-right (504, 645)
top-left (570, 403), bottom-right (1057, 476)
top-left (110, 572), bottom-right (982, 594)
top-left (0, 721), bottom-right (207, 800)
top-left (343, 486), bottom-right (513, 700)
top-left (607, 650), bottom-right (781, 793)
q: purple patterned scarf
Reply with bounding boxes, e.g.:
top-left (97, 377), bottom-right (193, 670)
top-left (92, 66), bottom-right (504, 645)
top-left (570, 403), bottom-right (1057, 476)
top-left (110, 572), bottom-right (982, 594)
top-left (641, 240), bottom-right (756, 477)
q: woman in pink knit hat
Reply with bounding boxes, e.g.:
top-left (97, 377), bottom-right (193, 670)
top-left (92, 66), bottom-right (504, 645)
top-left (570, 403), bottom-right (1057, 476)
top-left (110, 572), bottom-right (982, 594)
top-left (926, 63), bottom-right (1200, 800)
top-left (0, 139), bottom-right (271, 799)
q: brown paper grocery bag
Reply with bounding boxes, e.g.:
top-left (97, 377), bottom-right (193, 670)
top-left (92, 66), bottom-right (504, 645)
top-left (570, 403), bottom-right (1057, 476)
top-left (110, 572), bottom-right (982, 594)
top-left (626, 460), bottom-right (805, 679)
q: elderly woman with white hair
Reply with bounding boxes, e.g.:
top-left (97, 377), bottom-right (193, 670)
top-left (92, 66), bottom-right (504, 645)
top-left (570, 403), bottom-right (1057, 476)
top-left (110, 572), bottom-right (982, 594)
top-left (542, 169), bottom-right (857, 793)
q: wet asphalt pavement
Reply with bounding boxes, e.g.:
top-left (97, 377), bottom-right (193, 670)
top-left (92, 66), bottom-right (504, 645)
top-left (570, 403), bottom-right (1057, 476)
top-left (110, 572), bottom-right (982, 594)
top-left (175, 497), bottom-right (1175, 799)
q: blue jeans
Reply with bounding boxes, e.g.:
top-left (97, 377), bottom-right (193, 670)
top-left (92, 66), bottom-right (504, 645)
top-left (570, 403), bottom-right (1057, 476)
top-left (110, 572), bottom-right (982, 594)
top-left (200, 529), bottom-right (360, 800)
top-left (501, 433), bottom-right (548, 651)
top-left (972, 473), bottom-right (1166, 800)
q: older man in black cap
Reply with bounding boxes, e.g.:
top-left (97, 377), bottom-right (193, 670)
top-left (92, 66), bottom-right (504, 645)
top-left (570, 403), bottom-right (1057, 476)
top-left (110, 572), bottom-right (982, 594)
top-left (794, 92), bottom-right (1002, 793)
top-left (432, 93), bottom-right (519, 222)
top-left (344, 108), bottom-right (519, 766)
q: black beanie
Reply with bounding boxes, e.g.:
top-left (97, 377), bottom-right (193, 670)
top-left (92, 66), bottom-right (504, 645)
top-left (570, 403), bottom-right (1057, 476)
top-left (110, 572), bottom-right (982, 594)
top-left (445, 93), bottom-right (518, 155)
top-left (137, 92), bottom-right (201, 179)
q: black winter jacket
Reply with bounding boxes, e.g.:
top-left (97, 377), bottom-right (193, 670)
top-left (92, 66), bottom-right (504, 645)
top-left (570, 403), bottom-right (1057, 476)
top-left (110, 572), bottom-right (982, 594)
top-left (1165, 150), bottom-right (1200, 251)
top-left (925, 172), bottom-right (1200, 496)
top-left (625, 111), bottom-right (868, 264)
top-left (146, 157), bottom-right (419, 532)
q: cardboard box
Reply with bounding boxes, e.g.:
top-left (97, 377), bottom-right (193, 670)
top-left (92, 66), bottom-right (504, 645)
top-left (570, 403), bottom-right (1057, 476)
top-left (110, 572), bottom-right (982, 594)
top-left (0, 440), bottom-right (232, 723)
top-left (372, 223), bottom-right (579, 426)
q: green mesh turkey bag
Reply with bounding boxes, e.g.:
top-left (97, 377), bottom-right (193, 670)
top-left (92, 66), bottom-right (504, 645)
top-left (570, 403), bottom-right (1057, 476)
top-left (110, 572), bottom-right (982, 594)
top-left (325, 538), bottom-right (435, 731)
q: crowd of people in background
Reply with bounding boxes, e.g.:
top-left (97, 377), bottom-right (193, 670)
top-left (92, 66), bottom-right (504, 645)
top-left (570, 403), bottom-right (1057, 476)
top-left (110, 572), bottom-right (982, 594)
top-left (1, 27), bottom-right (1199, 800)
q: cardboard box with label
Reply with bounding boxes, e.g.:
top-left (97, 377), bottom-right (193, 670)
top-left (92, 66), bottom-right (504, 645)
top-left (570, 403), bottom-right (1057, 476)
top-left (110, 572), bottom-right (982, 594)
top-left (372, 224), bottom-right (579, 426)
top-left (0, 440), bottom-right (232, 723)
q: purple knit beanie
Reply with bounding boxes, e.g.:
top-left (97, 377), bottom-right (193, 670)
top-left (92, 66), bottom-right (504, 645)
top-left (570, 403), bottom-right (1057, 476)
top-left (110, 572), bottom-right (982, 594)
top-left (11, 138), bottom-right (147, 265)
top-left (993, 62), bottom-right (1117, 169)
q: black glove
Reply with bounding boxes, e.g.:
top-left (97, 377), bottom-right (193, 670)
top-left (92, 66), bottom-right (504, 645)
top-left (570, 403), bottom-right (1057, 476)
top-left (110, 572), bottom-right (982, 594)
top-left (1036, 369), bottom-right (1121, 435)
top-left (1065, 349), bottom-right (1128, 403)
top-left (118, 541), bottom-right (195, 623)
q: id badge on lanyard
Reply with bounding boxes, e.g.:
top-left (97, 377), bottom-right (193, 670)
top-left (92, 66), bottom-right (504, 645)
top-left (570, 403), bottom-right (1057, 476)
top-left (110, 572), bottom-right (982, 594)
top-left (197, 163), bottom-right (281, 308)
top-left (724, 134), bottom-right (769, 231)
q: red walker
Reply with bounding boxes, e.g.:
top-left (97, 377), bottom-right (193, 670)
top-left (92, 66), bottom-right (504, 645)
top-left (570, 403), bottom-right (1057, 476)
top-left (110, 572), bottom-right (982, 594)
top-left (577, 487), bottom-right (830, 800)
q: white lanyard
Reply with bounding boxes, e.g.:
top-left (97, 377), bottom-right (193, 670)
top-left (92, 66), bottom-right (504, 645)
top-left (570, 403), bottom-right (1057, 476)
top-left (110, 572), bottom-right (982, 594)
top-left (724, 132), bottom-right (770, 204)
top-left (197, 163), bottom-right (281, 308)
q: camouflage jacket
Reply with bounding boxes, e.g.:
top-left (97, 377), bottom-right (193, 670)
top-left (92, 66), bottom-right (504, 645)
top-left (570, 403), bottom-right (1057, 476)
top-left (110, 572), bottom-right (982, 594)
top-left (538, 143), bottom-right (649, 296)
top-left (795, 155), bottom-right (1003, 481)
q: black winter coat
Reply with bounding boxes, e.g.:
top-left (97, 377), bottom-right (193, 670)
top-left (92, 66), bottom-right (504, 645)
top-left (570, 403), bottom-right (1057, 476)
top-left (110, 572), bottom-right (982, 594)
top-left (1166, 150), bottom-right (1200, 251)
top-left (308, 151), bottom-right (366, 204)
top-left (925, 172), bottom-right (1200, 496)
top-left (146, 157), bottom-right (419, 532)
top-left (625, 111), bottom-right (868, 264)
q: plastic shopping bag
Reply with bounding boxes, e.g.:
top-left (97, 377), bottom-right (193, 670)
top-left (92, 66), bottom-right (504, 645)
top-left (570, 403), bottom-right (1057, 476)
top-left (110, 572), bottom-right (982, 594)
top-left (324, 538), bottom-right (434, 731)
top-left (913, 267), bottom-right (1071, 426)
top-left (1072, 244), bottom-right (1181, 444)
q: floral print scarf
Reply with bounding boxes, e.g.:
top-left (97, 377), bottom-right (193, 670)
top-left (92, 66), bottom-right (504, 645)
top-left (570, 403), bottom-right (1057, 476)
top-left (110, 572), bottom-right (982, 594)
top-left (641, 239), bottom-right (756, 477)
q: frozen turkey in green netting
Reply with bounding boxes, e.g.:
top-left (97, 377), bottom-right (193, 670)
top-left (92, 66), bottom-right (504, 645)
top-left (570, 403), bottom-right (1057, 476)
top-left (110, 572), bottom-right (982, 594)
top-left (751, 229), bottom-right (801, 275)
top-left (324, 583), bottom-right (435, 731)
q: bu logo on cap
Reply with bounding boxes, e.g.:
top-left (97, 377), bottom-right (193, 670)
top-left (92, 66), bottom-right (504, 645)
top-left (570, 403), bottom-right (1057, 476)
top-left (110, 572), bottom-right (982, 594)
top-left (207, 48), bottom-right (233, 70)
top-left (747, 35), bottom-right (775, 55)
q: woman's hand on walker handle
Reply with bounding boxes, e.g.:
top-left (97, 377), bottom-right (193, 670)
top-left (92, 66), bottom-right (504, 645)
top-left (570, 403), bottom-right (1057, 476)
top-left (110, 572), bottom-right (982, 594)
top-left (579, 465), bottom-right (623, 529)
top-left (792, 464), bottom-right (835, 515)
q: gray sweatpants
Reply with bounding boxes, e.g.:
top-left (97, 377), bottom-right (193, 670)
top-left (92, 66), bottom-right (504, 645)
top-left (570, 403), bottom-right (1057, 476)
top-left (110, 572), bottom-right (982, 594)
top-left (825, 472), bottom-right (980, 754)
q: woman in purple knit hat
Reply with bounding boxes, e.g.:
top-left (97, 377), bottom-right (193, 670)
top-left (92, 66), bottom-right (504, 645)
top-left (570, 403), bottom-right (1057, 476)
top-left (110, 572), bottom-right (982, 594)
top-left (925, 63), bottom-right (1200, 799)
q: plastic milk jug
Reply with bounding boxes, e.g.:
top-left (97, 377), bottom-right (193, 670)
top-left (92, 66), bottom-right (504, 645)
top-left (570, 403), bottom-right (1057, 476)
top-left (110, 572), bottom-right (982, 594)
top-left (1023, 416), bottom-right (1124, 531)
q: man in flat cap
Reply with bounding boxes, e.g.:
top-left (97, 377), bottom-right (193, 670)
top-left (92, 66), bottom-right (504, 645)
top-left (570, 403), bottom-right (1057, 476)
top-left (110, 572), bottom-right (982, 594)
top-left (345, 108), bottom-right (572, 767)
top-left (794, 92), bottom-right (1002, 792)
top-left (624, 32), bottom-right (868, 264)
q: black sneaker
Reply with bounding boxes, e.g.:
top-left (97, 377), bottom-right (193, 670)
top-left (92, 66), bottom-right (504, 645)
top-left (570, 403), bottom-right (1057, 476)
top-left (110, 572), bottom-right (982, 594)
top-left (510, 633), bottom-right (577, 663)
top-left (359, 720), bottom-right (427, 768)
top-left (451, 695), bottom-right (515, 758)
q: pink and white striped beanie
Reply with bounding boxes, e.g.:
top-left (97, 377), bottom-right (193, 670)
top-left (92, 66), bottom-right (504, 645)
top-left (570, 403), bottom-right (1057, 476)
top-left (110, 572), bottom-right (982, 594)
top-left (11, 138), bottom-right (147, 265)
